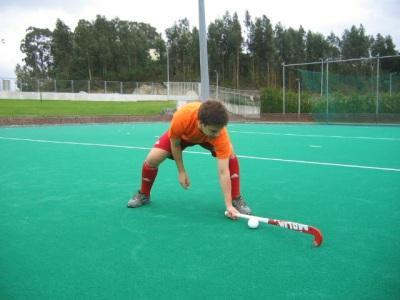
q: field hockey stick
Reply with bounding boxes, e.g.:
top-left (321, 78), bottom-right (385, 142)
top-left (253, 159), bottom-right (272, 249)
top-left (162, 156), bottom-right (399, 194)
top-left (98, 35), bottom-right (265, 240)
top-left (225, 211), bottom-right (323, 247)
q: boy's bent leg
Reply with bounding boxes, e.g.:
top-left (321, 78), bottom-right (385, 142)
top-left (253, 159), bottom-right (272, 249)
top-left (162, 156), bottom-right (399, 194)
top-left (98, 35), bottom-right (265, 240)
top-left (127, 147), bottom-right (170, 208)
top-left (141, 148), bottom-right (170, 195)
top-left (145, 147), bottom-right (171, 168)
top-left (229, 154), bottom-right (240, 199)
top-left (229, 154), bottom-right (252, 215)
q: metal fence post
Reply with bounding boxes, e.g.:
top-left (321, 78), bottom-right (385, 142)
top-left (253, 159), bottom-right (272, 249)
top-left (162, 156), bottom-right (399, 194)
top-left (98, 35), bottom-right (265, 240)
top-left (321, 59), bottom-right (324, 96)
top-left (166, 44), bottom-right (170, 99)
top-left (297, 78), bottom-right (301, 118)
top-left (282, 63), bottom-right (286, 114)
top-left (215, 70), bottom-right (219, 100)
top-left (326, 58), bottom-right (329, 122)
top-left (376, 56), bottom-right (380, 116)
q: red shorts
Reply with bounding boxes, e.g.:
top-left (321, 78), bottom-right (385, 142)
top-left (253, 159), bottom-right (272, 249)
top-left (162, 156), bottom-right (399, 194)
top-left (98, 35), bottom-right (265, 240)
top-left (154, 131), bottom-right (217, 158)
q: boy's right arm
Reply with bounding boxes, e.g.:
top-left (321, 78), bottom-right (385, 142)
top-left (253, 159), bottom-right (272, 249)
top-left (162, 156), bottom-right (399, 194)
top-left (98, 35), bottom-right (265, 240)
top-left (170, 137), bottom-right (190, 189)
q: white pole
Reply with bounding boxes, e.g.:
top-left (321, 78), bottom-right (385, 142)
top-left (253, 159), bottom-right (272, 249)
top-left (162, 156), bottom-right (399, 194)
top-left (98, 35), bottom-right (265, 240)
top-left (376, 56), bottom-right (380, 116)
top-left (321, 59), bottom-right (324, 96)
top-left (297, 79), bottom-right (301, 117)
top-left (282, 63), bottom-right (286, 114)
top-left (166, 44), bottom-right (170, 99)
top-left (326, 59), bottom-right (329, 122)
top-left (215, 70), bottom-right (219, 100)
top-left (198, 0), bottom-right (210, 101)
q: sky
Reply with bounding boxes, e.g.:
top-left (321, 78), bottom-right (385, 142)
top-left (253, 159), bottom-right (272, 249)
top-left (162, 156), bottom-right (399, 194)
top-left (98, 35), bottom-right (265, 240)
top-left (0, 0), bottom-right (399, 78)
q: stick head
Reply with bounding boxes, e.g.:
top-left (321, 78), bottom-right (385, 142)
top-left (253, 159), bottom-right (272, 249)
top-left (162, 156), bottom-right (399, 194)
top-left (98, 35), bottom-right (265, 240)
top-left (309, 227), bottom-right (323, 247)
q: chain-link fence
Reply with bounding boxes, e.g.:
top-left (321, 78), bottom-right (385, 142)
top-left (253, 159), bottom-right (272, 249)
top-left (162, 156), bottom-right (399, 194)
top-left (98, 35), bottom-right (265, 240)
top-left (282, 55), bottom-right (400, 122)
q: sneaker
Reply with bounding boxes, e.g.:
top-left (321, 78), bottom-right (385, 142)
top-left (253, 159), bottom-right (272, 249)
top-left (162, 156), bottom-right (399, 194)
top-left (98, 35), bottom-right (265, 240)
top-left (127, 190), bottom-right (151, 208)
top-left (232, 195), bottom-right (252, 215)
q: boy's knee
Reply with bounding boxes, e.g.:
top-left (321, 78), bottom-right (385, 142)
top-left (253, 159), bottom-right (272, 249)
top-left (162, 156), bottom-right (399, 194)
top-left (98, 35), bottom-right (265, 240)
top-left (146, 148), bottom-right (169, 167)
top-left (145, 159), bottom-right (159, 168)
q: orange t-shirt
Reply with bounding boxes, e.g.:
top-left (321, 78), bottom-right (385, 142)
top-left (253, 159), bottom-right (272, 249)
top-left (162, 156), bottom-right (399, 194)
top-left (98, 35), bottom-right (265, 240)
top-left (168, 102), bottom-right (233, 159)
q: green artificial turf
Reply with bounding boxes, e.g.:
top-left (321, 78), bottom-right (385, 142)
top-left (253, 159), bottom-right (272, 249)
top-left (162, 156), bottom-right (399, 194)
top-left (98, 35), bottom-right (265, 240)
top-left (1, 123), bottom-right (399, 299)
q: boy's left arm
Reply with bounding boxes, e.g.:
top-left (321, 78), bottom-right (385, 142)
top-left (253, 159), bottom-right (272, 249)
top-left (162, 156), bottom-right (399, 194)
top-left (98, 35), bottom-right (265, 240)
top-left (217, 158), bottom-right (239, 219)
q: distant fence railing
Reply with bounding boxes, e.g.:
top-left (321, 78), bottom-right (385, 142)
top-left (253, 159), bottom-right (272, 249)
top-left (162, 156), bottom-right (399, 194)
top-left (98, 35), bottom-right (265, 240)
top-left (0, 79), bottom-right (200, 96)
top-left (210, 85), bottom-right (261, 118)
top-left (0, 78), bottom-right (261, 118)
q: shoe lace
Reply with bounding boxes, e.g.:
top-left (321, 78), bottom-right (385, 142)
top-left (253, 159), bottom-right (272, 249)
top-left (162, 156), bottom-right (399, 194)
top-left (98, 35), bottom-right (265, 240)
top-left (234, 196), bottom-right (247, 208)
top-left (135, 191), bottom-right (148, 201)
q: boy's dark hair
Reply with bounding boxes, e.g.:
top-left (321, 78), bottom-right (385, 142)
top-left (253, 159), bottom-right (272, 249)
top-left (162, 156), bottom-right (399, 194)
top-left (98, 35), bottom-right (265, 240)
top-left (198, 100), bottom-right (229, 127)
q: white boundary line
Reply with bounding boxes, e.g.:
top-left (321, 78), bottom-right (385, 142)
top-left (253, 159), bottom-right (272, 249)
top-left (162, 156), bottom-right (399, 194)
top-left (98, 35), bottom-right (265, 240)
top-left (235, 154), bottom-right (400, 172)
top-left (0, 136), bottom-right (152, 151)
top-left (229, 130), bottom-right (400, 141)
top-left (1, 136), bottom-right (399, 172)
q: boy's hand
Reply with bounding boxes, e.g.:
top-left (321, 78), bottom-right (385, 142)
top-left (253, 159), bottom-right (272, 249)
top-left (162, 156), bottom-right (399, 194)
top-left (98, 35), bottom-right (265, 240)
top-left (178, 171), bottom-right (190, 189)
top-left (226, 206), bottom-right (239, 220)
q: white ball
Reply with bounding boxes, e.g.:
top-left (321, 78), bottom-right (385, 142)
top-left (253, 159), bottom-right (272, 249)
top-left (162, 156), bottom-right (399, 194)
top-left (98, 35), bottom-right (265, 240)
top-left (247, 218), bottom-right (259, 229)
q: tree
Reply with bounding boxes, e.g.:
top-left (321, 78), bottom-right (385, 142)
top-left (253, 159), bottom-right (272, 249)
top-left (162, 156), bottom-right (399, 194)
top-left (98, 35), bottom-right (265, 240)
top-left (306, 31), bottom-right (331, 62)
top-left (72, 19), bottom-right (97, 80)
top-left (165, 19), bottom-right (197, 81)
top-left (340, 24), bottom-right (372, 59)
top-left (274, 23), bottom-right (289, 63)
top-left (229, 12), bottom-right (243, 88)
top-left (371, 34), bottom-right (397, 57)
top-left (208, 18), bottom-right (226, 84)
top-left (243, 10), bottom-right (255, 84)
top-left (371, 34), bottom-right (399, 71)
top-left (114, 20), bottom-right (134, 79)
top-left (122, 21), bottom-right (164, 81)
top-left (208, 12), bottom-right (243, 88)
top-left (15, 64), bottom-right (35, 91)
top-left (51, 19), bottom-right (73, 79)
top-left (16, 13), bottom-right (398, 90)
top-left (243, 10), bottom-right (253, 55)
top-left (293, 26), bottom-right (306, 62)
top-left (326, 32), bottom-right (341, 59)
top-left (252, 15), bottom-right (276, 86)
top-left (93, 15), bottom-right (117, 80)
top-left (20, 27), bottom-right (53, 78)
top-left (188, 27), bottom-right (200, 81)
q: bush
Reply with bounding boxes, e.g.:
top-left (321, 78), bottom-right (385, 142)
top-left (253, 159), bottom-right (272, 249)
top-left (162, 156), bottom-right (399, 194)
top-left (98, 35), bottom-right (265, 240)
top-left (380, 93), bottom-right (400, 113)
top-left (260, 88), bottom-right (282, 113)
top-left (260, 87), bottom-right (314, 113)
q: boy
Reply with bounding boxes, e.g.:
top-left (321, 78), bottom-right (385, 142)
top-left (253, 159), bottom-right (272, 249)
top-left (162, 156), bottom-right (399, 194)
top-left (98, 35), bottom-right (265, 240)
top-left (127, 100), bottom-right (251, 219)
